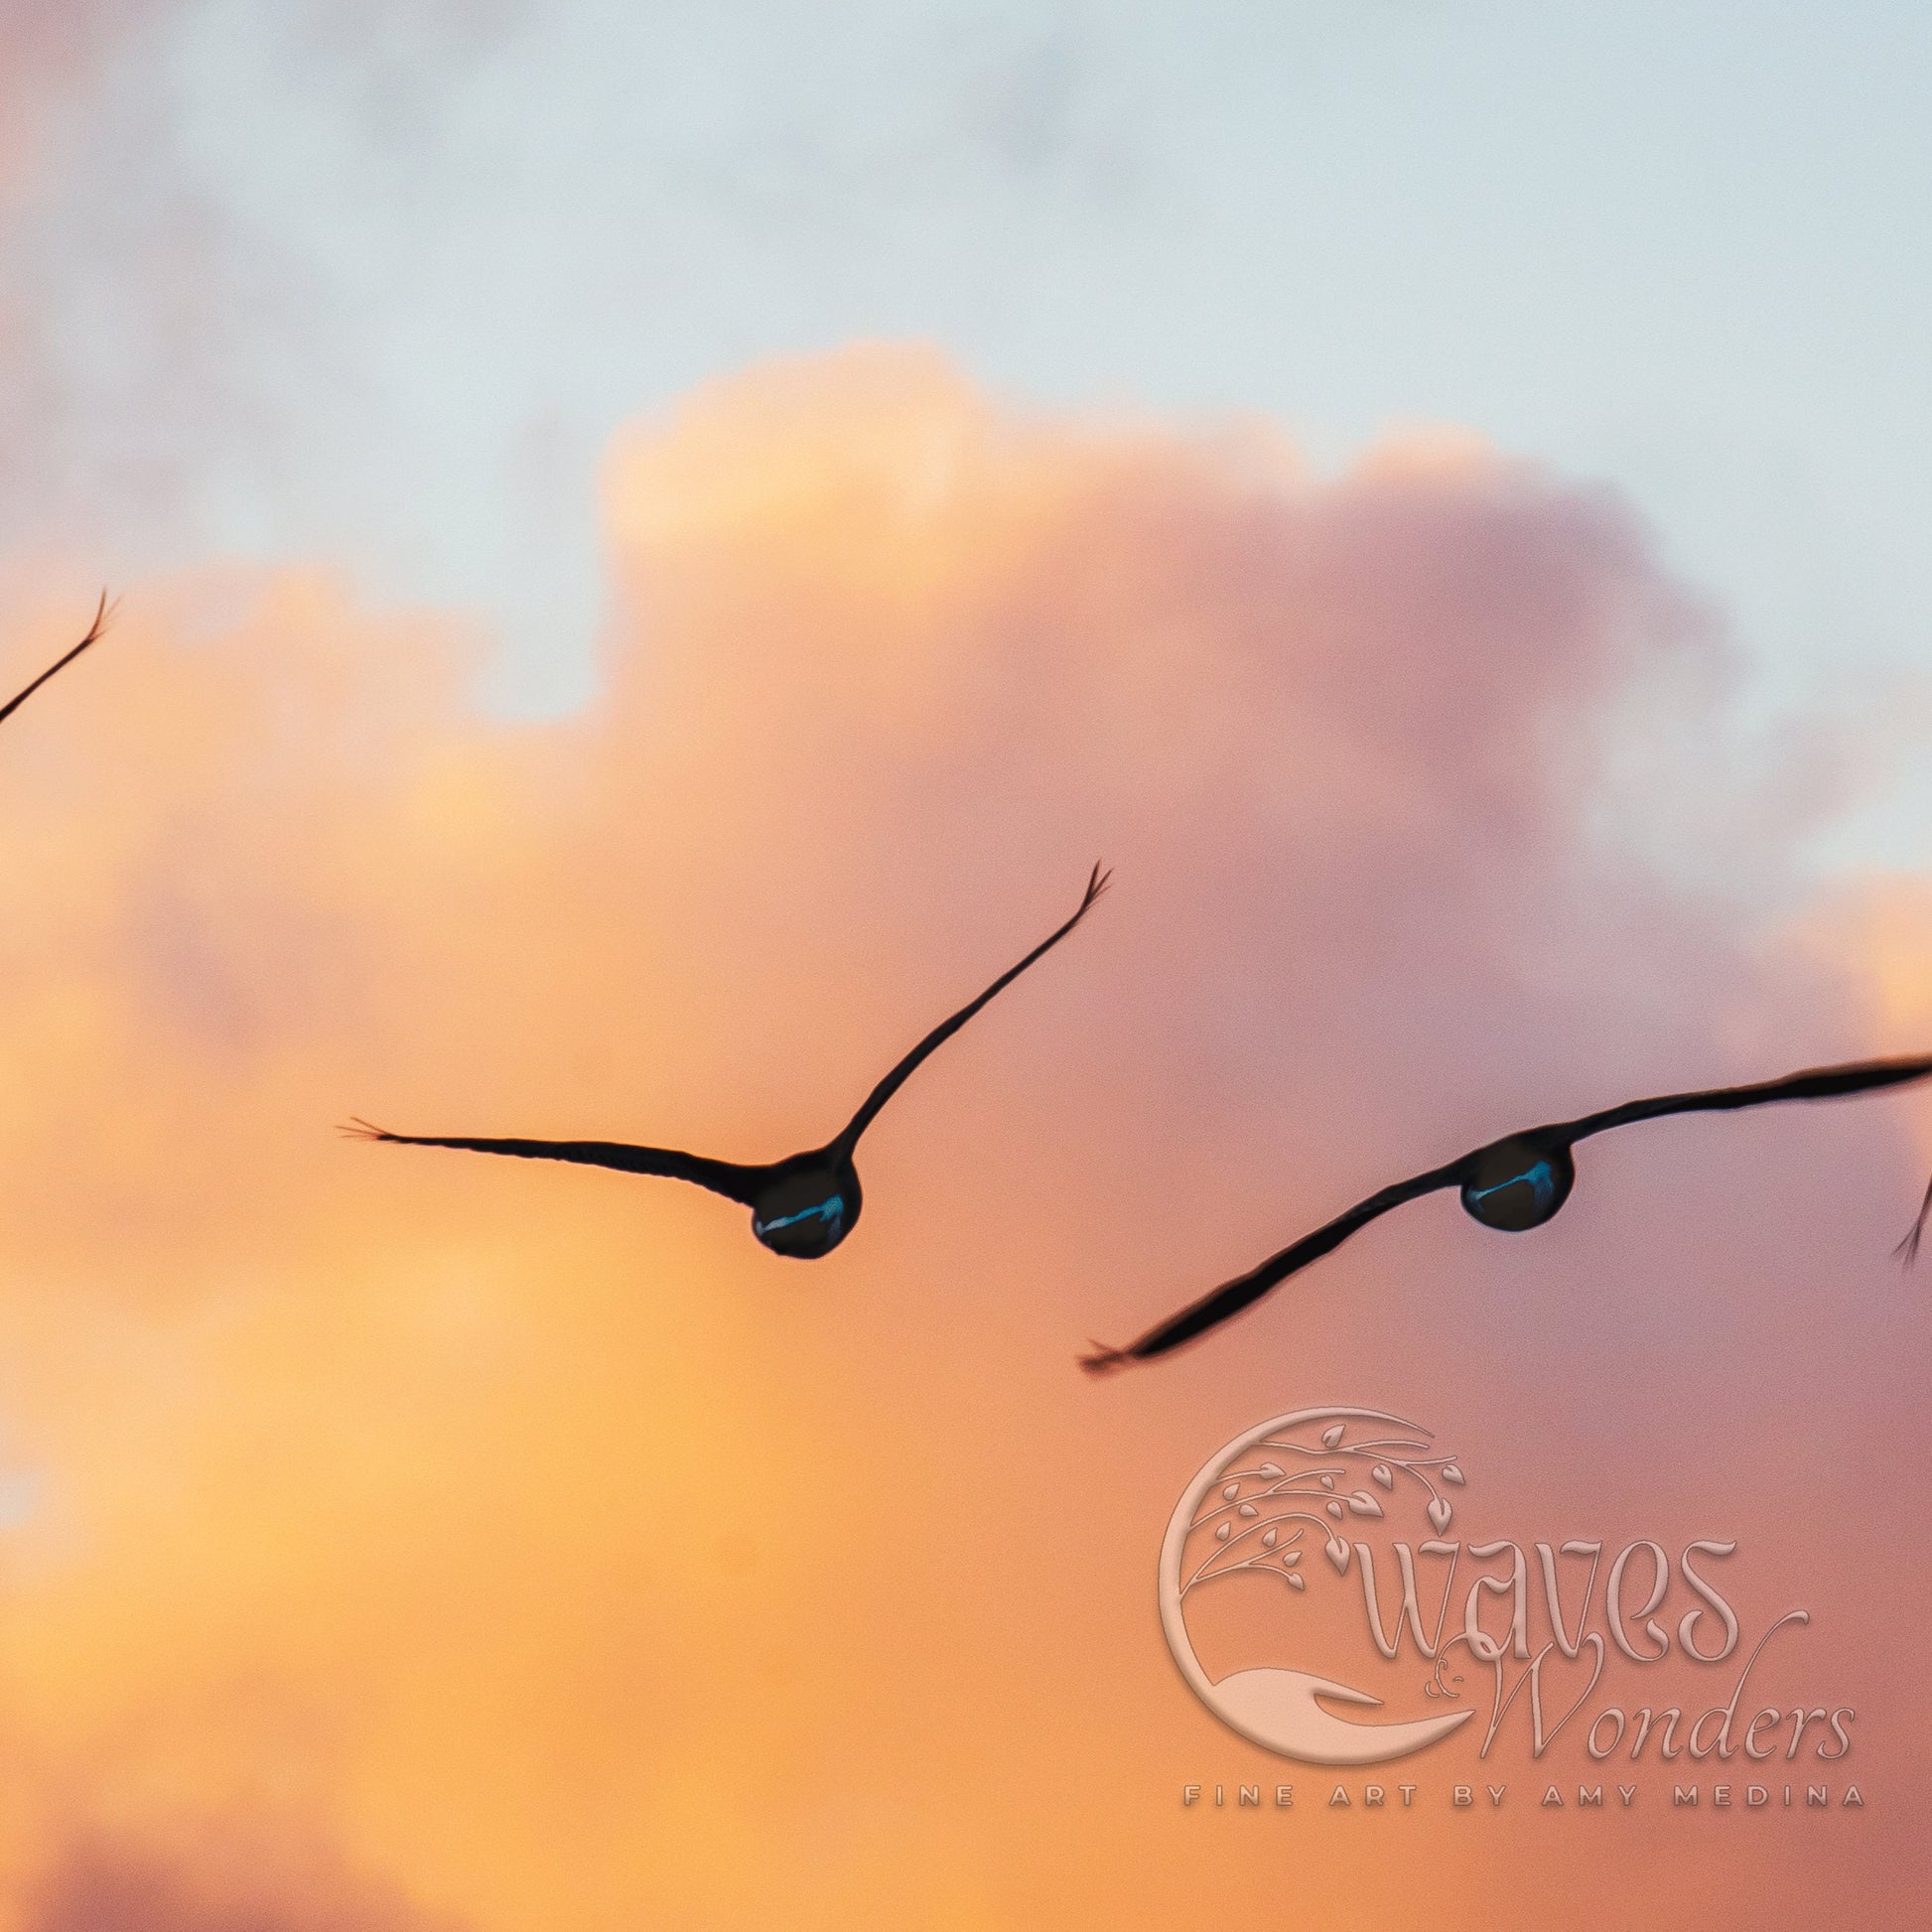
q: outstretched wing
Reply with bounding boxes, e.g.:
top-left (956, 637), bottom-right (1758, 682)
top-left (1551, 1051), bottom-right (1932, 1141)
top-left (832, 862), bottom-right (1111, 1154)
top-left (1080, 1160), bottom-right (1465, 1373)
top-left (342, 1119), bottom-right (768, 1206)
top-left (1895, 1172), bottom-right (1932, 1267)
top-left (0, 591), bottom-right (113, 728)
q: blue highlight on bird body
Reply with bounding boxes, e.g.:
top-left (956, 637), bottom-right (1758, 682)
top-left (755, 1195), bottom-right (845, 1240)
top-left (1466, 1159), bottom-right (1556, 1215)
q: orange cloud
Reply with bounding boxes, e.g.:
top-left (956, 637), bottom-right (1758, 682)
top-left (0, 346), bottom-right (1921, 1928)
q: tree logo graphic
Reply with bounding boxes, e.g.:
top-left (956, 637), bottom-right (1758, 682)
top-left (1159, 1406), bottom-right (1476, 1765)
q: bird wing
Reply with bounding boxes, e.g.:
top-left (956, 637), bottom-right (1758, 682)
top-left (0, 592), bottom-right (113, 727)
top-left (341, 1120), bottom-right (768, 1205)
top-left (1550, 1052), bottom-right (1932, 1142)
top-left (1895, 1172), bottom-right (1932, 1267)
top-left (832, 862), bottom-right (1111, 1154)
top-left (1080, 1160), bottom-right (1465, 1373)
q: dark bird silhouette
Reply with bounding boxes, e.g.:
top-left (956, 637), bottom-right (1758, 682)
top-left (1081, 1051), bottom-right (1932, 1374)
top-left (1, 593), bottom-right (112, 729)
top-left (345, 863), bottom-right (1110, 1258)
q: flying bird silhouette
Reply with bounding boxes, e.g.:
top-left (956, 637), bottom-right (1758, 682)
top-left (1081, 1051), bottom-right (1932, 1374)
top-left (346, 863), bottom-right (1111, 1258)
top-left (1, 593), bottom-right (112, 729)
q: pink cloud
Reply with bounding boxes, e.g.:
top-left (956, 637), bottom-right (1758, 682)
top-left (0, 346), bottom-right (1917, 1927)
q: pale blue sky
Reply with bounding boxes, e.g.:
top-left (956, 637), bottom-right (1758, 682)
top-left (7, 0), bottom-right (1931, 857)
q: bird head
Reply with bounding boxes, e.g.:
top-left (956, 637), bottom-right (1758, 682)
top-left (750, 1162), bottom-right (863, 1259)
top-left (1458, 1137), bottom-right (1575, 1232)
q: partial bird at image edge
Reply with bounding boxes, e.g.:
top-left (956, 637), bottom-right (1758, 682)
top-left (0, 591), bottom-right (114, 729)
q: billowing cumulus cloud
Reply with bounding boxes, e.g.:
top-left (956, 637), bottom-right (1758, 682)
top-left (0, 348), bottom-right (1921, 1929)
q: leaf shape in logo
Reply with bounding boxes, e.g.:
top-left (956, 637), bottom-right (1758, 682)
top-left (1258, 1461), bottom-right (1284, 1477)
top-left (1223, 1481), bottom-right (1241, 1500)
top-left (1261, 1528), bottom-right (1278, 1548)
top-left (1324, 1536), bottom-right (1350, 1573)
top-left (1286, 1572), bottom-right (1307, 1591)
top-left (1215, 1522), bottom-right (1232, 1541)
top-left (1318, 1474), bottom-right (1335, 1490)
top-left (1443, 1464), bottom-right (1465, 1486)
top-left (1282, 1549), bottom-right (1301, 1566)
top-left (1348, 1491), bottom-right (1384, 1518)
top-left (1320, 1424), bottom-right (1345, 1449)
top-left (1238, 1503), bottom-right (1259, 1518)
top-left (1371, 1463), bottom-right (1394, 1489)
top-left (1325, 1499), bottom-right (1343, 1519)
top-left (1428, 1497), bottom-right (1453, 1533)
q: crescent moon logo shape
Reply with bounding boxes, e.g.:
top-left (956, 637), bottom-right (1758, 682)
top-left (1159, 1406), bottom-right (1474, 1765)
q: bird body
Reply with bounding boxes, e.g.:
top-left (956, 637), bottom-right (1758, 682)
top-left (1083, 1050), bottom-right (1932, 1373)
top-left (747, 1153), bottom-right (862, 1258)
top-left (1457, 1136), bottom-right (1575, 1231)
top-left (348, 864), bottom-right (1110, 1259)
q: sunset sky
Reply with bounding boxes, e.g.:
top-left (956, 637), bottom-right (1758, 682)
top-left (2, 6), bottom-right (1930, 1929)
